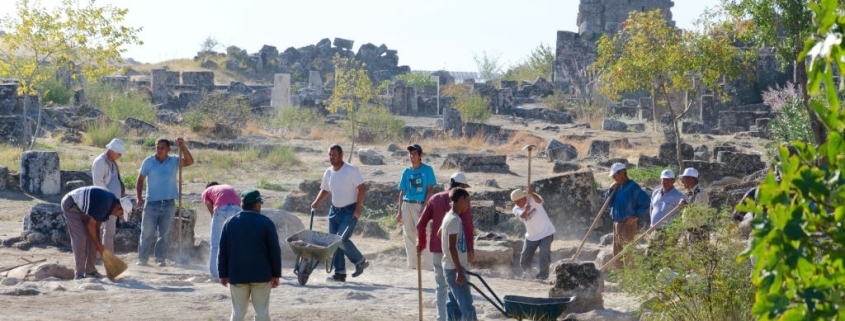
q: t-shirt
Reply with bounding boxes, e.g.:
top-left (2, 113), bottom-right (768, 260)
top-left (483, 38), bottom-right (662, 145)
top-left (398, 163), bottom-right (436, 202)
top-left (139, 155), bottom-right (180, 202)
top-left (511, 196), bottom-right (556, 241)
top-left (68, 186), bottom-right (119, 222)
top-left (320, 162), bottom-right (365, 207)
top-left (440, 210), bottom-right (468, 270)
top-left (650, 187), bottom-right (685, 229)
top-left (201, 184), bottom-right (241, 213)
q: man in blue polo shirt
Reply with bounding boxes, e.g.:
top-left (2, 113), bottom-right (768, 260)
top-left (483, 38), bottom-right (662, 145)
top-left (135, 137), bottom-right (194, 267)
top-left (396, 144), bottom-right (436, 270)
top-left (219, 189), bottom-right (281, 321)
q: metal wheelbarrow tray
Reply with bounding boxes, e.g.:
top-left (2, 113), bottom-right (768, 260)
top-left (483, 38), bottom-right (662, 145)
top-left (286, 230), bottom-right (343, 285)
top-left (466, 271), bottom-right (576, 321)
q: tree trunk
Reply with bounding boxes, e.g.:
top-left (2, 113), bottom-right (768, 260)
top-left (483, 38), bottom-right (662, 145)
top-left (795, 60), bottom-right (827, 146)
top-left (347, 99), bottom-right (357, 164)
top-left (663, 90), bottom-right (686, 172)
top-left (21, 96), bottom-right (30, 150)
top-left (28, 96), bottom-right (43, 150)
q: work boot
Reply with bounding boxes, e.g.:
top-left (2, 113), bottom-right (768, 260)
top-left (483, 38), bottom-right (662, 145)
top-left (352, 261), bottom-right (369, 277)
top-left (327, 273), bottom-right (346, 283)
top-left (157, 261), bottom-right (166, 267)
top-left (135, 260), bottom-right (148, 266)
top-left (74, 274), bottom-right (85, 280)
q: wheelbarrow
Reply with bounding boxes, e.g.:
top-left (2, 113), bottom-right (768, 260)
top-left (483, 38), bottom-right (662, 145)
top-left (466, 271), bottom-right (576, 321)
top-left (285, 210), bottom-right (351, 286)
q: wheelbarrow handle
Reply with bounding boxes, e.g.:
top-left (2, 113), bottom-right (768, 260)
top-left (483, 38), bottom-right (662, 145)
top-left (465, 271), bottom-right (510, 318)
top-left (309, 209), bottom-right (315, 231)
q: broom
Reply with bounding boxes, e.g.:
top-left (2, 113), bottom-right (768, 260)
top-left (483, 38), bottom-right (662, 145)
top-left (102, 249), bottom-right (127, 281)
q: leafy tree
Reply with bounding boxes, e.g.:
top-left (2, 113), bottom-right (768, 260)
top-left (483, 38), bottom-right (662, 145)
top-left (0, 0), bottom-right (142, 149)
top-left (740, 0), bottom-right (845, 319)
top-left (502, 43), bottom-right (555, 82)
top-left (328, 54), bottom-right (376, 163)
top-left (595, 9), bottom-right (748, 170)
top-left (472, 51), bottom-right (502, 81)
top-left (723, 0), bottom-right (829, 147)
top-left (198, 36), bottom-right (221, 60)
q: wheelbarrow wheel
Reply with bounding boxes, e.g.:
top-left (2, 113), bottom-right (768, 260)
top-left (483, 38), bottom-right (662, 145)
top-left (296, 257), bottom-right (312, 286)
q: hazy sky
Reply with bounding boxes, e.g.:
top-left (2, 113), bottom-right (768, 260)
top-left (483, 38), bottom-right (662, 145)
top-left (1, 0), bottom-right (723, 71)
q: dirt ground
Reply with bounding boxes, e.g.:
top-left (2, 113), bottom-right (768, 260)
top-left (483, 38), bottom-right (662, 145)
top-left (0, 113), bottom-right (768, 320)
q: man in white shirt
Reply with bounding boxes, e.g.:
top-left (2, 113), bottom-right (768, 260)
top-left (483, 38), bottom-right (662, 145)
top-left (311, 144), bottom-right (369, 283)
top-left (648, 169), bottom-right (685, 254)
top-left (91, 138), bottom-right (126, 256)
top-left (511, 187), bottom-right (556, 280)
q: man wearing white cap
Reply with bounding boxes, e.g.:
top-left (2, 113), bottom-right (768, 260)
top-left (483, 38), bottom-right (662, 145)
top-left (91, 138), bottom-right (126, 256)
top-left (679, 167), bottom-right (710, 244)
top-left (606, 162), bottom-right (650, 269)
top-left (648, 169), bottom-right (685, 254)
top-left (416, 172), bottom-right (475, 321)
top-left (510, 187), bottom-right (556, 280)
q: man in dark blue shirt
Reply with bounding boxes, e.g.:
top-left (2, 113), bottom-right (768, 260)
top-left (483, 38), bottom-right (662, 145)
top-left (218, 190), bottom-right (281, 321)
top-left (605, 163), bottom-right (650, 269)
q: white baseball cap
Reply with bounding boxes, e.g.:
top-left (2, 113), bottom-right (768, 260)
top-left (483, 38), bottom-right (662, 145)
top-left (680, 168), bottom-right (700, 178)
top-left (105, 138), bottom-right (126, 155)
top-left (450, 172), bottom-right (470, 187)
top-left (660, 169), bottom-right (675, 179)
top-left (609, 163), bottom-right (626, 177)
top-left (120, 197), bottom-right (133, 221)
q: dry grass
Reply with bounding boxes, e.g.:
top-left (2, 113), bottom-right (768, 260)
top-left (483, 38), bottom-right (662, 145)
top-left (495, 131), bottom-right (547, 155)
top-left (0, 145), bottom-right (23, 171)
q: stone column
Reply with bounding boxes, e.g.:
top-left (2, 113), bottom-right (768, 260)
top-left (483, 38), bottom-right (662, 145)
top-left (150, 69), bottom-right (169, 105)
top-left (20, 151), bottom-right (60, 196)
top-left (271, 74), bottom-right (291, 108)
top-left (308, 71), bottom-right (323, 96)
top-left (442, 107), bottom-right (462, 137)
top-left (700, 95), bottom-right (717, 127)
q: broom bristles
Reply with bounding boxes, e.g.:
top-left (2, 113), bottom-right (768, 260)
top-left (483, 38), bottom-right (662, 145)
top-left (102, 249), bottom-right (127, 281)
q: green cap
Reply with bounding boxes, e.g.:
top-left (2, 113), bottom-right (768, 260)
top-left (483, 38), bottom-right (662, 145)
top-left (240, 189), bottom-right (263, 204)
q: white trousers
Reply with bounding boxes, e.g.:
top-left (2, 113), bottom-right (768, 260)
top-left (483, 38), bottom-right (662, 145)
top-left (401, 202), bottom-right (432, 270)
top-left (229, 282), bottom-right (271, 321)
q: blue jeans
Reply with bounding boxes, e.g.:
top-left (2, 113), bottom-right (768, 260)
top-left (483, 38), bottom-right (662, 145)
top-left (521, 234), bottom-right (554, 279)
top-left (445, 269), bottom-right (477, 321)
top-left (329, 203), bottom-right (364, 274)
top-left (433, 252), bottom-right (460, 321)
top-left (138, 199), bottom-right (176, 263)
top-left (210, 204), bottom-right (240, 280)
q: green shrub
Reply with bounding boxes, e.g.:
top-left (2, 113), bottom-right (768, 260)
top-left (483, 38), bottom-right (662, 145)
top-left (626, 166), bottom-right (676, 186)
top-left (270, 106), bottom-right (324, 134)
top-left (256, 178), bottom-right (287, 191)
top-left (395, 71), bottom-right (436, 90)
top-left (762, 82), bottom-right (814, 144)
top-left (257, 145), bottom-right (301, 169)
top-left (85, 82), bottom-right (155, 123)
top-left (184, 91), bottom-right (251, 136)
top-left (502, 43), bottom-right (554, 83)
top-left (40, 78), bottom-right (73, 105)
top-left (455, 93), bottom-right (491, 123)
top-left (614, 205), bottom-right (754, 320)
top-left (545, 90), bottom-right (571, 111)
top-left (345, 104), bottom-right (404, 143)
top-left (84, 120), bottom-right (124, 148)
top-left (122, 175), bottom-right (136, 189)
top-left (362, 205), bottom-right (399, 231)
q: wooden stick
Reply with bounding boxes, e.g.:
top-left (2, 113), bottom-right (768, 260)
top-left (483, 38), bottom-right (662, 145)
top-left (19, 256), bottom-right (34, 264)
top-left (177, 146), bottom-right (183, 263)
top-left (572, 188), bottom-right (616, 261)
top-left (417, 251), bottom-right (423, 321)
top-left (0, 259), bottom-right (46, 273)
top-left (599, 203), bottom-right (685, 272)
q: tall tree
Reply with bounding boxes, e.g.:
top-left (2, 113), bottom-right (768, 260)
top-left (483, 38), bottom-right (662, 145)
top-left (723, 0), bottom-right (827, 146)
top-left (328, 54), bottom-right (376, 163)
top-left (595, 9), bottom-right (748, 170)
top-left (0, 0), bottom-right (143, 149)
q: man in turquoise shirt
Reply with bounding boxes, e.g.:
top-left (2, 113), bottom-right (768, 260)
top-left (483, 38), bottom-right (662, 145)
top-left (396, 144), bottom-right (436, 270)
top-left (136, 137), bottom-right (194, 267)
